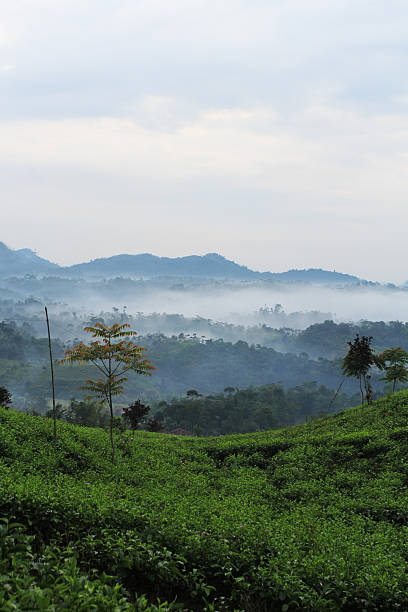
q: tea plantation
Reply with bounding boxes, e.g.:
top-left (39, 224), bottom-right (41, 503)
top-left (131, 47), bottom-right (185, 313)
top-left (2, 392), bottom-right (408, 610)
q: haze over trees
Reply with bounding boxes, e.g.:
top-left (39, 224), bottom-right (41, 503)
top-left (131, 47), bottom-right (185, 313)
top-left (2, 243), bottom-right (408, 433)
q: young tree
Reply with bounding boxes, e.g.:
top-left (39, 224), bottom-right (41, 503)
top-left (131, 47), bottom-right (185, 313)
top-left (0, 386), bottom-right (12, 409)
top-left (186, 389), bottom-right (201, 397)
top-left (342, 334), bottom-right (378, 405)
top-left (146, 415), bottom-right (164, 432)
top-left (122, 399), bottom-right (150, 431)
top-left (378, 347), bottom-right (408, 392)
top-left (60, 323), bottom-right (155, 463)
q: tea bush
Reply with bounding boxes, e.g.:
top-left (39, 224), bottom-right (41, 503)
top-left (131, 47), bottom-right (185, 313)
top-left (2, 392), bottom-right (408, 609)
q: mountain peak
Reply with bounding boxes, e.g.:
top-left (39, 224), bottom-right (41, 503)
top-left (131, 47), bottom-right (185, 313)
top-left (204, 253), bottom-right (226, 261)
top-left (0, 242), bottom-right (59, 276)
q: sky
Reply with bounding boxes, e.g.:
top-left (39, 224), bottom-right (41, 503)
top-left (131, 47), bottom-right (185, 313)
top-left (1, 0), bottom-right (408, 282)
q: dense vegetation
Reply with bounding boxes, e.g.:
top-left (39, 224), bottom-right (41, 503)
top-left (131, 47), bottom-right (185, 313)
top-left (40, 382), bottom-right (356, 435)
top-left (0, 322), bottom-right (65, 361)
top-left (0, 323), bottom-right (350, 408)
top-left (156, 382), bottom-right (355, 435)
top-left (4, 301), bottom-right (408, 359)
top-left (3, 392), bottom-right (408, 609)
top-left (3, 319), bottom-right (408, 417)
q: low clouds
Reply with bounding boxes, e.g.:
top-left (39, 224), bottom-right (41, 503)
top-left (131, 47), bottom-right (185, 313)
top-left (1, 1), bottom-right (408, 281)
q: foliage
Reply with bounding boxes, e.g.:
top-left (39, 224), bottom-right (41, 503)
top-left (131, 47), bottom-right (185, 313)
top-left (0, 519), bottom-right (178, 611)
top-left (3, 393), bottom-right (408, 609)
top-left (5, 318), bottom-right (408, 416)
top-left (64, 398), bottom-right (110, 428)
top-left (0, 321), bottom-right (65, 361)
top-left (342, 334), bottom-right (379, 405)
top-left (158, 382), bottom-right (356, 435)
top-left (378, 347), bottom-right (408, 392)
top-left (146, 415), bottom-right (164, 432)
top-left (0, 386), bottom-right (11, 409)
top-left (122, 400), bottom-right (150, 431)
top-left (60, 323), bottom-right (155, 463)
top-left (4, 322), bottom-right (408, 409)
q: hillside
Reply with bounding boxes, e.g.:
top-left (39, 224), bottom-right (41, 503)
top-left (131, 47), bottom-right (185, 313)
top-left (64, 254), bottom-right (360, 284)
top-left (2, 392), bottom-right (408, 609)
top-left (0, 242), bottom-right (360, 283)
top-left (65, 252), bottom-right (259, 279)
top-left (0, 241), bottom-right (59, 276)
top-left (0, 324), bottom-right (354, 407)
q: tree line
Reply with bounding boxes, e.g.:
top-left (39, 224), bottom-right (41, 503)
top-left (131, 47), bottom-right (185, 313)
top-left (2, 322), bottom-right (408, 463)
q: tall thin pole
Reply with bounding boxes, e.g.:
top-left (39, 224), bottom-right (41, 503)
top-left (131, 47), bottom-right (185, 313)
top-left (327, 377), bottom-right (345, 413)
top-left (45, 306), bottom-right (57, 448)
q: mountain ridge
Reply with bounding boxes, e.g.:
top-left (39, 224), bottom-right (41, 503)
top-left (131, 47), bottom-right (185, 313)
top-left (0, 242), bottom-right (60, 277)
top-left (0, 242), bottom-right (361, 284)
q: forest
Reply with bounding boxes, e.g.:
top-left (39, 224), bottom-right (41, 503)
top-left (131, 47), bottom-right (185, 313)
top-left (0, 320), bottom-right (378, 415)
top-left (155, 383), bottom-right (355, 435)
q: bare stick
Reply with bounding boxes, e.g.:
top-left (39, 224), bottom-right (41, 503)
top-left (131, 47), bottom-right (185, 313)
top-left (45, 306), bottom-right (57, 448)
top-left (327, 377), bottom-right (345, 413)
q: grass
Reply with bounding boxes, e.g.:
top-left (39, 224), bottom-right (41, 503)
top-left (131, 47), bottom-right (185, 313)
top-left (2, 391), bottom-right (408, 609)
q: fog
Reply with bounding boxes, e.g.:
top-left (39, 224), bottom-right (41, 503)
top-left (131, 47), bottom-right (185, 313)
top-left (113, 284), bottom-right (408, 326)
top-left (2, 277), bottom-right (408, 336)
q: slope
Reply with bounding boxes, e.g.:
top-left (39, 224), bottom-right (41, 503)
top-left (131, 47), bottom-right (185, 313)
top-left (64, 253), bottom-right (360, 283)
top-left (0, 242), bottom-right (60, 277)
top-left (2, 392), bottom-right (408, 610)
top-left (0, 241), bottom-right (361, 283)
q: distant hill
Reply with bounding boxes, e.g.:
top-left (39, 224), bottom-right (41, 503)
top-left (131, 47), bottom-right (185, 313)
top-left (64, 252), bottom-right (258, 279)
top-left (0, 242), bottom-right (360, 284)
top-left (63, 253), bottom-right (360, 284)
top-left (265, 268), bottom-right (360, 284)
top-left (0, 242), bottom-right (60, 277)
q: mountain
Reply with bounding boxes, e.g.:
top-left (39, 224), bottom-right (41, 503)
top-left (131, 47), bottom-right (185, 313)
top-left (265, 268), bottom-right (360, 284)
top-left (63, 253), bottom-right (360, 284)
top-left (0, 242), bottom-right (361, 284)
top-left (0, 242), bottom-right (60, 277)
top-left (65, 252), bottom-right (261, 279)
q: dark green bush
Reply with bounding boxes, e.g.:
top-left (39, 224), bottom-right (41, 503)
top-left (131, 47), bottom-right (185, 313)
top-left (2, 392), bottom-right (408, 610)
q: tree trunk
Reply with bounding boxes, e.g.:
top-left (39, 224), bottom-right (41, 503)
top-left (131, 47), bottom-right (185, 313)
top-left (359, 376), bottom-right (364, 406)
top-left (108, 346), bottom-right (115, 464)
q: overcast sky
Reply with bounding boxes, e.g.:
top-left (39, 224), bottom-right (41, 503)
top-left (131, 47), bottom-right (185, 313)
top-left (1, 0), bottom-right (407, 281)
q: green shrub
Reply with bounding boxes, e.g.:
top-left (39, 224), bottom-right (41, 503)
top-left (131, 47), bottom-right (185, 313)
top-left (2, 393), bottom-right (408, 609)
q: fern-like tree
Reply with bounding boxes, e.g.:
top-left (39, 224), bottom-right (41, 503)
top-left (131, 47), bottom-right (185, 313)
top-left (342, 334), bottom-right (378, 405)
top-left (60, 323), bottom-right (155, 463)
top-left (378, 347), bottom-right (408, 392)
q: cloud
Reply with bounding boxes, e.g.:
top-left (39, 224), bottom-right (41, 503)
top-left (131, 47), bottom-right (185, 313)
top-left (1, 0), bottom-right (407, 119)
top-left (0, 1), bottom-right (408, 282)
top-left (1, 98), bottom-right (408, 281)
